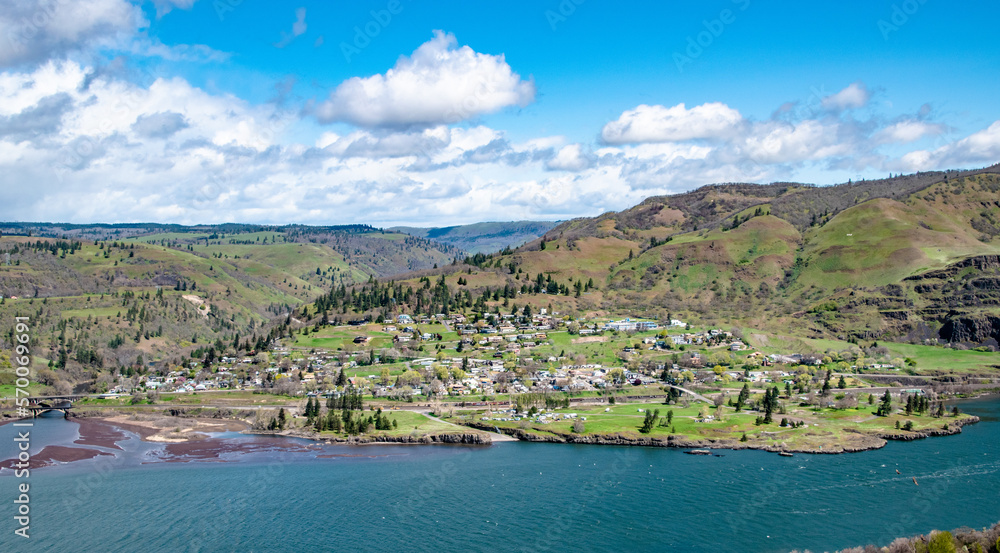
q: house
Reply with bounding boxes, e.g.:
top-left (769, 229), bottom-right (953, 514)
top-left (353, 336), bottom-right (370, 344)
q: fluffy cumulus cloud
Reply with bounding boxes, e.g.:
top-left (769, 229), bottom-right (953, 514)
top-left (821, 81), bottom-right (871, 111)
top-left (0, 0), bottom-right (140, 67)
top-left (874, 120), bottom-right (945, 144)
top-left (545, 144), bottom-right (592, 172)
top-left (601, 102), bottom-right (744, 144)
top-left (900, 121), bottom-right (1000, 171)
top-left (743, 119), bottom-right (852, 164)
top-left (315, 31), bottom-right (536, 128)
top-left (0, 34), bottom-right (996, 229)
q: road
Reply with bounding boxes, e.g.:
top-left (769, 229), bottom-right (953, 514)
top-left (420, 411), bottom-right (518, 442)
top-left (666, 385), bottom-right (714, 404)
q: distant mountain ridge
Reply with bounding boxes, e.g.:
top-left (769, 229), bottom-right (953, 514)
top-left (390, 220), bottom-right (559, 254)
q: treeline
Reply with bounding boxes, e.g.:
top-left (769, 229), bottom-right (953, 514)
top-left (302, 393), bottom-right (398, 434)
top-left (1, 239), bottom-right (84, 256)
top-left (311, 265), bottom-right (596, 318)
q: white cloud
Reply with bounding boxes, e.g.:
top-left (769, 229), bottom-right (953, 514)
top-left (315, 31), bottom-right (535, 127)
top-left (900, 120), bottom-right (1000, 170)
top-left (950, 121), bottom-right (1000, 161)
top-left (873, 120), bottom-right (944, 144)
top-left (0, 56), bottom-right (993, 228)
top-left (128, 39), bottom-right (230, 63)
top-left (601, 102), bottom-right (744, 144)
top-left (0, 0), bottom-right (140, 67)
top-left (743, 120), bottom-right (851, 163)
top-left (152, 0), bottom-right (197, 18)
top-left (274, 7), bottom-right (307, 49)
top-left (821, 81), bottom-right (870, 111)
top-left (546, 143), bottom-right (592, 172)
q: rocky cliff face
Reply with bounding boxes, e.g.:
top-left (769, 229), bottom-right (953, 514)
top-left (938, 316), bottom-right (1000, 345)
top-left (865, 254), bottom-right (1000, 346)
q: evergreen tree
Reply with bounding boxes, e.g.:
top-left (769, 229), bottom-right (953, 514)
top-left (736, 383), bottom-right (750, 411)
top-left (876, 390), bottom-right (893, 417)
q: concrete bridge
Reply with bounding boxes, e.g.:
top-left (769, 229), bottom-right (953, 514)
top-left (26, 397), bottom-right (76, 418)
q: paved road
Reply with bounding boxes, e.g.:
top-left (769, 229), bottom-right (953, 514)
top-left (666, 385), bottom-right (714, 404)
top-left (420, 411), bottom-right (518, 442)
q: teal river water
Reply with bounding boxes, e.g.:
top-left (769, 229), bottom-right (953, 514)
top-left (1, 397), bottom-right (998, 553)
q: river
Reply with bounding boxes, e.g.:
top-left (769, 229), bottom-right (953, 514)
top-left (1, 396), bottom-right (998, 552)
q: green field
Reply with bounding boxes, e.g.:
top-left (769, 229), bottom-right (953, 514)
top-left (473, 398), bottom-right (975, 453)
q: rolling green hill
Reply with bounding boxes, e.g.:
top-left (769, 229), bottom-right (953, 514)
top-left (4, 165), bottom-right (1000, 394)
top-left (370, 165), bottom-right (1000, 347)
top-left (0, 224), bottom-right (461, 392)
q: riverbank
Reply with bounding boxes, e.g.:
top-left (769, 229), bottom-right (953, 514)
top-left (462, 414), bottom-right (981, 454)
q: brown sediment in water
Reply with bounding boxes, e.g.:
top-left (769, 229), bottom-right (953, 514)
top-left (153, 437), bottom-right (321, 463)
top-left (73, 418), bottom-right (127, 450)
top-left (0, 445), bottom-right (112, 470)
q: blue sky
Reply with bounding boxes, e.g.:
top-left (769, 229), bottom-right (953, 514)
top-left (1, 0), bottom-right (999, 225)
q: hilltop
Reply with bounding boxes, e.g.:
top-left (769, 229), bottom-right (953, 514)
top-left (350, 164), bottom-right (1000, 349)
top-left (389, 221), bottom-right (558, 254)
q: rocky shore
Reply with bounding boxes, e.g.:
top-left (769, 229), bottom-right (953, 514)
top-left (271, 427), bottom-right (492, 445)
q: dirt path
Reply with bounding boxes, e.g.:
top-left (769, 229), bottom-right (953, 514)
top-left (421, 411), bottom-right (518, 442)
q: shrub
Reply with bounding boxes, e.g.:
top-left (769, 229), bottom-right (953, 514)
top-left (927, 531), bottom-right (956, 553)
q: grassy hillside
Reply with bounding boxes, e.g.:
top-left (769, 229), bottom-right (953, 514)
top-left (0, 224), bottom-right (461, 392)
top-left (390, 220), bottom-right (558, 254)
top-left (369, 165), bottom-right (1000, 347)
